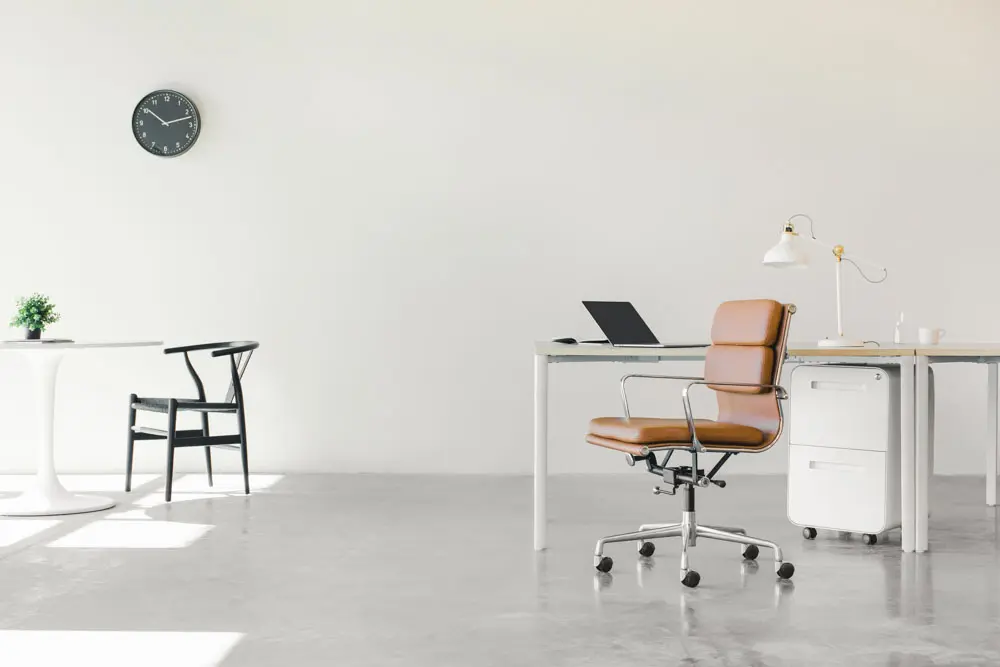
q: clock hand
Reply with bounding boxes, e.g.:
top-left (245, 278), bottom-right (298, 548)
top-left (164, 116), bottom-right (192, 125)
top-left (144, 108), bottom-right (169, 126)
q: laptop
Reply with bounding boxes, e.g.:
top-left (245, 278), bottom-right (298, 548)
top-left (582, 301), bottom-right (708, 349)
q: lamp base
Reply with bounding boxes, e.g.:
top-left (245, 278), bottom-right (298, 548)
top-left (817, 337), bottom-right (866, 348)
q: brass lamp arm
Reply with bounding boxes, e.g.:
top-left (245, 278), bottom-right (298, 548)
top-left (785, 214), bottom-right (887, 284)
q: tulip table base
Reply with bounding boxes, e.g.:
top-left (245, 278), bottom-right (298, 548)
top-left (0, 486), bottom-right (115, 516)
top-left (0, 341), bottom-right (161, 516)
top-left (0, 349), bottom-right (116, 516)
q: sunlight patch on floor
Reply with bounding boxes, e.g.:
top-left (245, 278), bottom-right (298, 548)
top-left (48, 520), bottom-right (212, 549)
top-left (133, 492), bottom-right (237, 509)
top-left (103, 509), bottom-right (155, 520)
top-left (0, 630), bottom-right (242, 667)
top-left (0, 474), bottom-right (158, 493)
top-left (0, 518), bottom-right (60, 547)
top-left (171, 473), bottom-right (285, 493)
top-left (130, 474), bottom-right (285, 509)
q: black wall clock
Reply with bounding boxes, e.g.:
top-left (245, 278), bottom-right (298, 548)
top-left (132, 90), bottom-right (201, 157)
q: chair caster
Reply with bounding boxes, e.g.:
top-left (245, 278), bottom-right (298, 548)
top-left (595, 556), bottom-right (613, 573)
top-left (638, 542), bottom-right (655, 557)
top-left (802, 527), bottom-right (817, 540)
top-left (742, 545), bottom-right (759, 561)
top-left (776, 562), bottom-right (795, 580)
top-left (862, 533), bottom-right (878, 546)
top-left (681, 570), bottom-right (701, 588)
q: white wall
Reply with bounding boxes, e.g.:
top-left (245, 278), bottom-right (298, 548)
top-left (0, 1), bottom-right (998, 475)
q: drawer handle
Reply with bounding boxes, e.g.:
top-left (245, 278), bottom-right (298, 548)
top-left (809, 381), bottom-right (867, 392)
top-left (809, 460), bottom-right (863, 472)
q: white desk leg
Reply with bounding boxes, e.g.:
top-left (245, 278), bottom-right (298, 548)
top-left (900, 356), bottom-right (915, 553)
top-left (0, 351), bottom-right (115, 517)
top-left (534, 354), bottom-right (549, 551)
top-left (988, 363), bottom-right (998, 507)
top-left (915, 355), bottom-right (930, 552)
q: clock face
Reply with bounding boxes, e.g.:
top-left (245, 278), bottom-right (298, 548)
top-left (132, 90), bottom-right (201, 157)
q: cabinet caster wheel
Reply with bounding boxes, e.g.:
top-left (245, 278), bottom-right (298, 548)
top-left (638, 542), bottom-right (655, 557)
top-left (742, 545), bottom-right (759, 560)
top-left (862, 533), bottom-right (878, 546)
top-left (802, 527), bottom-right (817, 540)
top-left (681, 570), bottom-right (701, 588)
top-left (776, 562), bottom-right (795, 580)
top-left (595, 556), bottom-right (613, 573)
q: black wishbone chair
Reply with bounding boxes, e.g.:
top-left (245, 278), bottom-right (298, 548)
top-left (125, 341), bottom-right (260, 501)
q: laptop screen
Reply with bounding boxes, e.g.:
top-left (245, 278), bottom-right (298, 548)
top-left (582, 301), bottom-right (660, 346)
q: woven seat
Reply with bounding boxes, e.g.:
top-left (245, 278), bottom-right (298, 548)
top-left (134, 397), bottom-right (238, 414)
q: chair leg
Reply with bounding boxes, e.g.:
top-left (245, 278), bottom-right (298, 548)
top-left (125, 393), bottom-right (137, 492)
top-left (639, 523), bottom-right (681, 531)
top-left (702, 524), bottom-right (747, 557)
top-left (204, 447), bottom-right (213, 488)
top-left (237, 407), bottom-right (249, 495)
top-left (696, 526), bottom-right (792, 576)
top-left (679, 511), bottom-right (694, 582)
top-left (165, 399), bottom-right (177, 502)
top-left (594, 525), bottom-right (682, 565)
top-left (637, 522), bottom-right (681, 553)
top-left (200, 414), bottom-right (213, 488)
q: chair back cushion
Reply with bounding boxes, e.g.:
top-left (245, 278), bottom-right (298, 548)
top-left (705, 299), bottom-right (792, 440)
top-left (705, 300), bottom-right (784, 394)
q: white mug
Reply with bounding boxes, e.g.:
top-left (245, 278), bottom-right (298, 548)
top-left (918, 327), bottom-right (946, 345)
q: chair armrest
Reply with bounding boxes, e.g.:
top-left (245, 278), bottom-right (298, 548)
top-left (619, 374), bottom-right (705, 419)
top-left (164, 342), bottom-right (235, 355)
top-left (211, 342), bottom-right (260, 357)
top-left (678, 380), bottom-right (788, 452)
top-left (681, 380), bottom-right (788, 400)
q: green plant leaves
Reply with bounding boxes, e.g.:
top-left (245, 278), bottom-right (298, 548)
top-left (10, 293), bottom-right (60, 332)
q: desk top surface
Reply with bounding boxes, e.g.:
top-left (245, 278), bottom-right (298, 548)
top-left (536, 341), bottom-right (1000, 359)
top-left (916, 343), bottom-right (1000, 357)
top-left (0, 340), bottom-right (162, 351)
top-left (535, 341), bottom-right (917, 358)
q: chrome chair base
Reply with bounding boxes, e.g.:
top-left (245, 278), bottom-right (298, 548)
top-left (594, 510), bottom-right (794, 587)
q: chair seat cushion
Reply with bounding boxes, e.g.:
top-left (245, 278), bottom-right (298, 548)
top-left (588, 417), bottom-right (765, 446)
top-left (133, 397), bottom-right (237, 413)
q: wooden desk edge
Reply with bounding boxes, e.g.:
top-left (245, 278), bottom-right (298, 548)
top-left (535, 341), bottom-right (917, 358)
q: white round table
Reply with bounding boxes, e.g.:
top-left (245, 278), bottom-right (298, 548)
top-left (0, 340), bottom-right (162, 516)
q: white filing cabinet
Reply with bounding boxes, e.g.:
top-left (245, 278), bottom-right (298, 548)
top-left (787, 365), bottom-right (901, 544)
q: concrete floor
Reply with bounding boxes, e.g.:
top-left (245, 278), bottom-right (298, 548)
top-left (0, 473), bottom-right (999, 666)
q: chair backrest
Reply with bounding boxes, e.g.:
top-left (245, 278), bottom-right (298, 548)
top-left (705, 300), bottom-right (795, 444)
top-left (173, 341), bottom-right (260, 406)
top-left (222, 343), bottom-right (258, 404)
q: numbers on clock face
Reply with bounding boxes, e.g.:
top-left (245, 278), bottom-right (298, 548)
top-left (132, 90), bottom-right (200, 157)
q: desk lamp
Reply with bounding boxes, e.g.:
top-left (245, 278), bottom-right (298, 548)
top-left (762, 213), bottom-right (887, 348)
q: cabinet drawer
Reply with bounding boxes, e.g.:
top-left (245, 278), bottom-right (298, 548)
top-left (790, 365), bottom-right (897, 452)
top-left (787, 445), bottom-right (892, 534)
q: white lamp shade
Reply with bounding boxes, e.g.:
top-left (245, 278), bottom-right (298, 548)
top-left (762, 231), bottom-right (809, 268)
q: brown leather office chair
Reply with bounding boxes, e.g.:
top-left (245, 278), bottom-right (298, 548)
top-left (586, 299), bottom-right (796, 588)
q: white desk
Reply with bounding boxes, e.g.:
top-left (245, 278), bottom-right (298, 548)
top-left (917, 344), bottom-right (1000, 509)
top-left (0, 340), bottom-right (162, 516)
top-left (533, 342), bottom-right (926, 552)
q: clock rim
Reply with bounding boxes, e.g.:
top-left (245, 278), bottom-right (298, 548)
top-left (132, 89), bottom-right (202, 158)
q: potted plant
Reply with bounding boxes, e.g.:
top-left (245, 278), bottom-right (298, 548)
top-left (10, 293), bottom-right (60, 340)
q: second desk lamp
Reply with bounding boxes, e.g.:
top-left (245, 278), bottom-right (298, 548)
top-left (762, 213), bottom-right (887, 348)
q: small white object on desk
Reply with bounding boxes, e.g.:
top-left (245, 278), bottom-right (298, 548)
top-left (0, 340), bottom-right (162, 517)
top-left (918, 327), bottom-right (946, 345)
top-left (894, 312), bottom-right (904, 344)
